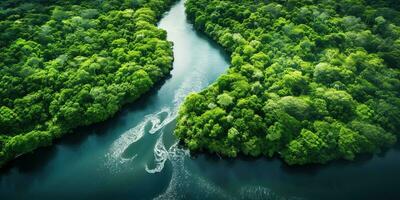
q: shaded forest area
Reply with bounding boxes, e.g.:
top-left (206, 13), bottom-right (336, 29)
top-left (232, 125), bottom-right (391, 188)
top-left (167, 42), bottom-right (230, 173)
top-left (176, 0), bottom-right (400, 165)
top-left (0, 0), bottom-right (175, 167)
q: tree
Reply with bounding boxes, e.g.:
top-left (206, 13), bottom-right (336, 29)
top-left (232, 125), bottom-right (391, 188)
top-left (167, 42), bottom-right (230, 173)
top-left (320, 89), bottom-right (356, 121)
top-left (0, 0), bottom-right (176, 166)
top-left (176, 0), bottom-right (400, 165)
top-left (0, 106), bottom-right (20, 134)
top-left (284, 129), bottom-right (327, 165)
top-left (217, 93), bottom-right (234, 108)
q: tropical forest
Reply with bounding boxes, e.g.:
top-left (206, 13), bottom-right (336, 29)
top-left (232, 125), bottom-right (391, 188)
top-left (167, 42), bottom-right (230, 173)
top-left (0, 0), bottom-right (399, 200)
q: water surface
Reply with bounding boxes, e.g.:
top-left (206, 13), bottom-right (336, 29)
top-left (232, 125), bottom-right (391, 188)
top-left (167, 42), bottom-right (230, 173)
top-left (1, 1), bottom-right (400, 199)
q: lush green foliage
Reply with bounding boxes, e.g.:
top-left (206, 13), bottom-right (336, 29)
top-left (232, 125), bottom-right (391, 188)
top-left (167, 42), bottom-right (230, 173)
top-left (176, 0), bottom-right (400, 165)
top-left (0, 0), bottom-right (175, 166)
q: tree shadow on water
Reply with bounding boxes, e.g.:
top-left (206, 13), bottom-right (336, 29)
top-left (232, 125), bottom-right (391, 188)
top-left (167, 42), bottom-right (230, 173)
top-left (292, 157), bottom-right (366, 174)
top-left (278, 147), bottom-right (400, 176)
top-left (0, 145), bottom-right (57, 175)
top-left (392, 141), bottom-right (400, 151)
top-left (54, 73), bottom-right (172, 147)
top-left (0, 74), bottom-right (172, 175)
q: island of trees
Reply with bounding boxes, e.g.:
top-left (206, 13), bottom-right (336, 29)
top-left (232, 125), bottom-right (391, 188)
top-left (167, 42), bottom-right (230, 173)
top-left (175, 0), bottom-right (400, 165)
top-left (0, 0), bottom-right (175, 167)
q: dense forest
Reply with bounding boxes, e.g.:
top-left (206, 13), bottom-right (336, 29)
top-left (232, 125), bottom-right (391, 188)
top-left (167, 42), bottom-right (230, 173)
top-left (1, 0), bottom-right (400, 168)
top-left (0, 0), bottom-right (175, 167)
top-left (175, 0), bottom-right (400, 165)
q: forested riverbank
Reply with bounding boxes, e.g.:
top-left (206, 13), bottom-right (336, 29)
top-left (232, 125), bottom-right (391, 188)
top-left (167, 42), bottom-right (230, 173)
top-left (175, 0), bottom-right (400, 165)
top-left (1, 1), bottom-right (400, 199)
top-left (0, 0), bottom-right (176, 167)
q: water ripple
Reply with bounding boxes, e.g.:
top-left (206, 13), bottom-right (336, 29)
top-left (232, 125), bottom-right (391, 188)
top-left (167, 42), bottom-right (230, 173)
top-left (105, 70), bottom-right (204, 173)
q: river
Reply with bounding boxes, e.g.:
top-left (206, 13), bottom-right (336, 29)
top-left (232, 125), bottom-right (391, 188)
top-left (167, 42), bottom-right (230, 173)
top-left (1, 1), bottom-right (400, 200)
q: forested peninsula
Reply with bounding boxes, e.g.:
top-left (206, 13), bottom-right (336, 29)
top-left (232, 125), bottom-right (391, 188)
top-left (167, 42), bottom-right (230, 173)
top-left (1, 0), bottom-right (400, 168)
top-left (175, 0), bottom-right (400, 165)
top-left (0, 0), bottom-right (175, 167)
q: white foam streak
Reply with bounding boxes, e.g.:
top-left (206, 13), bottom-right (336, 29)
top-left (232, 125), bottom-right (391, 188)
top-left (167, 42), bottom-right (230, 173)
top-left (105, 69), bottom-right (205, 173)
top-left (106, 120), bottom-right (146, 165)
top-left (153, 145), bottom-right (230, 200)
top-left (105, 108), bottom-right (171, 171)
top-left (238, 186), bottom-right (304, 200)
top-left (145, 132), bottom-right (169, 173)
top-left (145, 73), bottom-right (203, 174)
top-left (149, 109), bottom-right (175, 134)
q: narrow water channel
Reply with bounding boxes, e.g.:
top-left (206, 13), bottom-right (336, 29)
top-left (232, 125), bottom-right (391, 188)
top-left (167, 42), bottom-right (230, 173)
top-left (1, 1), bottom-right (400, 200)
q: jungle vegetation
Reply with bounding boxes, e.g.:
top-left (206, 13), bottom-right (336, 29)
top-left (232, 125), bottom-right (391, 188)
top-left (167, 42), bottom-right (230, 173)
top-left (175, 0), bottom-right (400, 165)
top-left (0, 0), bottom-right (175, 167)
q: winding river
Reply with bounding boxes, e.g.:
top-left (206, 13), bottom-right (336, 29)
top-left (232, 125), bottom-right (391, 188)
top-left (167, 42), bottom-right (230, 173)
top-left (1, 1), bottom-right (400, 199)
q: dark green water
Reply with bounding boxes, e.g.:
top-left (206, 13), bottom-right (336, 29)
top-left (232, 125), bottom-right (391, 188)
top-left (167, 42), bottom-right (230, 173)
top-left (1, 1), bottom-right (400, 199)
